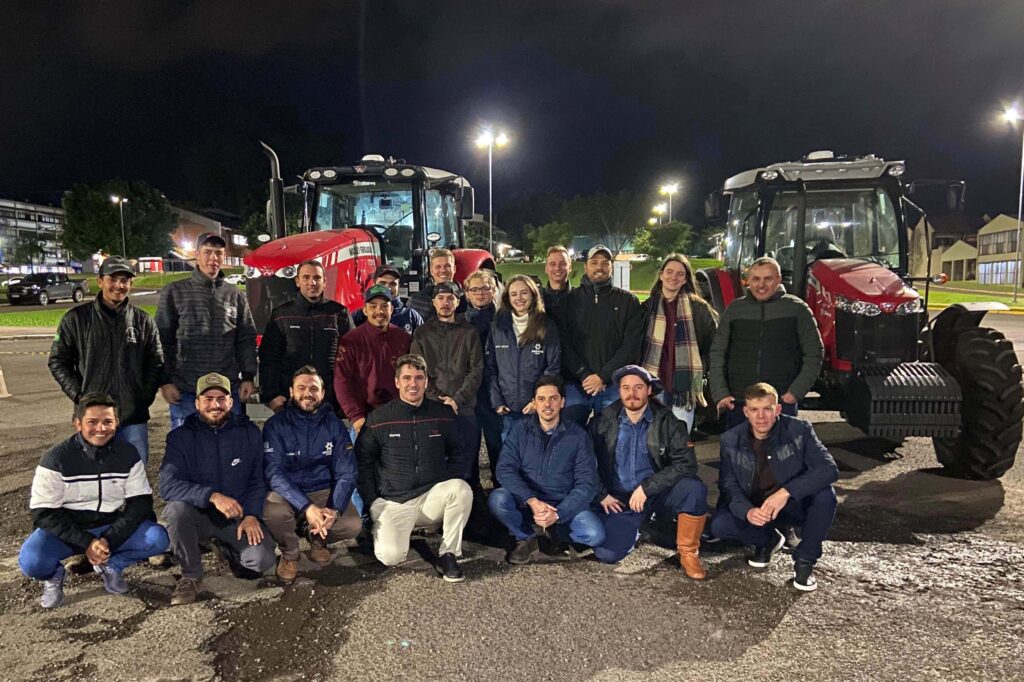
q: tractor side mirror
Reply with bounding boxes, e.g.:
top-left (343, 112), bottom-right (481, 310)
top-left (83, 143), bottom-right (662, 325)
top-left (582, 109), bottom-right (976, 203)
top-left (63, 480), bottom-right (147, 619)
top-left (705, 191), bottom-right (727, 227)
top-left (946, 182), bottom-right (966, 213)
top-left (460, 186), bottom-right (475, 220)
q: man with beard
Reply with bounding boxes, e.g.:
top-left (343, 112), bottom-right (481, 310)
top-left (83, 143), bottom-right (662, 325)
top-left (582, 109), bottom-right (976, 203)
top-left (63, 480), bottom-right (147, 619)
top-left (19, 393), bottom-right (169, 609)
top-left (351, 263), bottom-right (424, 334)
top-left (159, 373), bottom-right (276, 605)
top-left (589, 366), bottom-right (709, 579)
top-left (356, 354), bottom-right (472, 581)
top-left (488, 375), bottom-right (604, 564)
top-left (334, 284), bottom-right (412, 436)
top-left (262, 366), bottom-right (361, 582)
top-left (557, 245), bottom-right (645, 426)
top-left (259, 260), bottom-right (354, 414)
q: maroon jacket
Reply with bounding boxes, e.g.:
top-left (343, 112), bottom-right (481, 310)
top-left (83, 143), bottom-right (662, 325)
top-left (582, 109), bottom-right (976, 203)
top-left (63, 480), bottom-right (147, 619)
top-left (334, 323), bottom-right (412, 421)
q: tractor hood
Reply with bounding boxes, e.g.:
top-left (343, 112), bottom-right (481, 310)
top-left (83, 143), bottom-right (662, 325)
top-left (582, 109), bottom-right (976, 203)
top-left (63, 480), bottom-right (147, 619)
top-left (808, 259), bottom-right (917, 304)
top-left (243, 229), bottom-right (378, 275)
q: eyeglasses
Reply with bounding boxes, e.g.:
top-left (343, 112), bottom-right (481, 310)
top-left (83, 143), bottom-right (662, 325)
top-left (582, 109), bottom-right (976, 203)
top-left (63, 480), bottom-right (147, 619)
top-left (466, 286), bottom-right (492, 294)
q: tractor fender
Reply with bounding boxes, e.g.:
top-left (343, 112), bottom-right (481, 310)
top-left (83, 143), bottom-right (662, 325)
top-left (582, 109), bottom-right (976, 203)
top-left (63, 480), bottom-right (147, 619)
top-left (697, 267), bottom-right (741, 316)
top-left (453, 248), bottom-right (496, 286)
top-left (927, 302), bottom-right (1009, 367)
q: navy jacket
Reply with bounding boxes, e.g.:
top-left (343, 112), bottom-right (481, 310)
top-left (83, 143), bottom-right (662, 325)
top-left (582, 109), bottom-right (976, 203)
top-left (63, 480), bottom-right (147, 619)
top-left (159, 412), bottom-right (266, 518)
top-left (263, 403), bottom-right (357, 513)
top-left (496, 416), bottom-right (598, 523)
top-left (487, 311), bottom-right (561, 412)
top-left (352, 296), bottom-right (423, 335)
top-left (718, 415), bottom-right (838, 520)
top-left (465, 303), bottom-right (496, 409)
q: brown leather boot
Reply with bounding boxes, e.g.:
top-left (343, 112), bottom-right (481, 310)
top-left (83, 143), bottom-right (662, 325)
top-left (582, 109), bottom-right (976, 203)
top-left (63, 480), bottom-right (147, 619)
top-left (676, 513), bottom-right (708, 580)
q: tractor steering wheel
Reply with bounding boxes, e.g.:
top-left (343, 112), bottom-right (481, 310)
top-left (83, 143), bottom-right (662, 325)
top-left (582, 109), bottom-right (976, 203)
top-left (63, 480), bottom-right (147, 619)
top-left (809, 239), bottom-right (847, 262)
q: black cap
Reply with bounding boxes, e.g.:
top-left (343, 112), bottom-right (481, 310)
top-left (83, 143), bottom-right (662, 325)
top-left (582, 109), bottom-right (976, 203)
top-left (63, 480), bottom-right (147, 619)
top-left (196, 232), bottom-right (227, 249)
top-left (373, 263), bottom-right (402, 280)
top-left (612, 364), bottom-right (663, 393)
top-left (98, 256), bottom-right (134, 278)
top-left (432, 281), bottom-right (460, 298)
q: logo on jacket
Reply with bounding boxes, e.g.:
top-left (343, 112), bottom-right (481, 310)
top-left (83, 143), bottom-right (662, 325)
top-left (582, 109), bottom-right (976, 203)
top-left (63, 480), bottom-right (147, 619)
top-left (323, 442), bottom-right (334, 456)
top-left (531, 343), bottom-right (544, 355)
top-left (429, 429), bottom-right (441, 438)
top-left (224, 304), bottom-right (237, 320)
top-left (125, 327), bottom-right (138, 344)
top-left (230, 458), bottom-right (242, 466)
top-left (389, 433), bottom-right (401, 438)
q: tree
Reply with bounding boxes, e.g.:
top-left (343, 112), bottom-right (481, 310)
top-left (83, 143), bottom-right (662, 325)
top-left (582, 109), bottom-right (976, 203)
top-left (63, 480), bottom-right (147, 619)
top-left (499, 192), bottom-right (566, 251)
top-left (62, 181), bottom-right (174, 260)
top-left (529, 221), bottom-right (574, 259)
top-left (238, 199), bottom-right (304, 249)
top-left (559, 191), bottom-right (647, 256)
top-left (10, 234), bottom-right (47, 267)
top-left (632, 220), bottom-right (694, 260)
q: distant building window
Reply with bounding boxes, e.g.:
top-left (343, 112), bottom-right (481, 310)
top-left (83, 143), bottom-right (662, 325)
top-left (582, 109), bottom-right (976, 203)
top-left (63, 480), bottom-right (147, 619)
top-left (231, 234), bottom-right (247, 247)
top-left (978, 260), bottom-right (1019, 285)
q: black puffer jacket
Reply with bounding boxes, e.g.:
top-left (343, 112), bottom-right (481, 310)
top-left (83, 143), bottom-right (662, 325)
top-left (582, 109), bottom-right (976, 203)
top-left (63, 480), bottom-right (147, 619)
top-left (410, 317), bottom-right (484, 411)
top-left (258, 294), bottom-right (353, 408)
top-left (48, 296), bottom-right (163, 425)
top-left (590, 399), bottom-right (698, 498)
top-left (557, 276), bottom-right (645, 384)
top-left (355, 398), bottom-right (463, 504)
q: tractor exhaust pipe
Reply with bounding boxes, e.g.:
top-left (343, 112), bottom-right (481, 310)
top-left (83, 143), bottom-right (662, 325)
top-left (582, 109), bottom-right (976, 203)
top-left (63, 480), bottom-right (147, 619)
top-left (261, 141), bottom-right (287, 241)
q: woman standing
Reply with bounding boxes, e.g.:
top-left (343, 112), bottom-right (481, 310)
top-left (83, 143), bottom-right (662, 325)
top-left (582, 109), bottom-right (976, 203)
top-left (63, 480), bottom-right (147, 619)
top-left (487, 275), bottom-right (561, 470)
top-left (641, 254), bottom-right (718, 432)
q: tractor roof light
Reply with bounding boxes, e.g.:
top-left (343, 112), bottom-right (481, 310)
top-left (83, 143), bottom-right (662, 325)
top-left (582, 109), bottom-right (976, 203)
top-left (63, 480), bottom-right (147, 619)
top-left (759, 170), bottom-right (780, 181)
top-left (323, 169), bottom-right (337, 179)
top-left (400, 168), bottom-right (416, 177)
top-left (384, 167), bottom-right (399, 177)
top-left (834, 294), bottom-right (882, 317)
top-left (887, 164), bottom-right (906, 177)
top-left (309, 170), bottom-right (322, 180)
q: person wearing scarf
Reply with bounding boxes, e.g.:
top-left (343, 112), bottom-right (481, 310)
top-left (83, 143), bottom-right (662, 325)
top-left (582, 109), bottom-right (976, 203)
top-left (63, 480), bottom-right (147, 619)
top-left (640, 254), bottom-right (719, 433)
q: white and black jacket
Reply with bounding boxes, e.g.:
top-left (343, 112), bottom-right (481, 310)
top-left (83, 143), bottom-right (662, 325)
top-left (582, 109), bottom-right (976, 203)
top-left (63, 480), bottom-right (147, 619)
top-left (29, 434), bottom-right (154, 551)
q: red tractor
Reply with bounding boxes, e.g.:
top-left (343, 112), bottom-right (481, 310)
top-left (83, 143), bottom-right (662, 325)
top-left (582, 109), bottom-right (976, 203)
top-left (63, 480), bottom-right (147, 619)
top-left (700, 151), bottom-right (1023, 480)
top-left (244, 144), bottom-right (495, 331)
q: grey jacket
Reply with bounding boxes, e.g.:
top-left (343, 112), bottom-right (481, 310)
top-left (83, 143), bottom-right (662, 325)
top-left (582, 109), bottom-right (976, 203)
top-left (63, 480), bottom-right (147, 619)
top-left (156, 269), bottom-right (258, 392)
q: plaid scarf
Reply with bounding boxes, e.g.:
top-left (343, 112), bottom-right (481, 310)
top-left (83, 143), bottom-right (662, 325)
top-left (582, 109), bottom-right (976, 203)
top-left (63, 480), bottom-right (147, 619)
top-left (642, 292), bottom-right (706, 408)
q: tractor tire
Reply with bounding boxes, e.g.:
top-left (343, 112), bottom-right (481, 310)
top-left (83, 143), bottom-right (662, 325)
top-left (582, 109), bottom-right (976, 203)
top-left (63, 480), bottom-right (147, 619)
top-left (934, 327), bottom-right (1024, 480)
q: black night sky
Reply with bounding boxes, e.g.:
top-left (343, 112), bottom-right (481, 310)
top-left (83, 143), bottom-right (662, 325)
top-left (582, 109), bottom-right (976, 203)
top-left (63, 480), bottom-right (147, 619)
top-left (2, 1), bottom-right (1023, 223)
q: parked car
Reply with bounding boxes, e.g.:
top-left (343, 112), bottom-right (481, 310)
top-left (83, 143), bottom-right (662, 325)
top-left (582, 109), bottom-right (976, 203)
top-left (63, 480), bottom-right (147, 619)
top-left (499, 250), bottom-right (529, 264)
top-left (6, 273), bottom-right (89, 306)
top-left (629, 253), bottom-right (650, 262)
top-left (224, 273), bottom-right (247, 285)
top-left (1, 277), bottom-right (22, 287)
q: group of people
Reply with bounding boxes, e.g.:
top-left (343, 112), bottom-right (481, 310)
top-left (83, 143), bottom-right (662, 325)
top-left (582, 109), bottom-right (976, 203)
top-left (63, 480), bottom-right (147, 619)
top-left (20, 231), bottom-right (840, 610)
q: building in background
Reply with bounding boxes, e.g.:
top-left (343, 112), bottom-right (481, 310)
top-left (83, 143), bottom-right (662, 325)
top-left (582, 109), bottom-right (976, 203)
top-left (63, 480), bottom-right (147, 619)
top-left (149, 206), bottom-right (250, 272)
top-left (976, 214), bottom-right (1024, 285)
top-left (908, 213), bottom-right (985, 278)
top-left (0, 199), bottom-right (73, 274)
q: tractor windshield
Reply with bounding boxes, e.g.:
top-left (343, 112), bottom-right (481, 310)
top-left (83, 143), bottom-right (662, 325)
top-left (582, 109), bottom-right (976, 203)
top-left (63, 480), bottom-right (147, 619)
top-left (312, 183), bottom-right (459, 270)
top-left (764, 187), bottom-right (900, 274)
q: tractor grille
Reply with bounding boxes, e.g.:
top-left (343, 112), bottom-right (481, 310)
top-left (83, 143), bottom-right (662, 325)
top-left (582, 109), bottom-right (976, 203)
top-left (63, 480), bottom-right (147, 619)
top-left (835, 310), bottom-right (921, 364)
top-left (845, 362), bottom-right (961, 439)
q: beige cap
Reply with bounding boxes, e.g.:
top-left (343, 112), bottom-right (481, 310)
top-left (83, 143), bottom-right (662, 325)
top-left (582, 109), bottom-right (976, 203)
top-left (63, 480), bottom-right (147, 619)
top-left (196, 372), bottom-right (232, 395)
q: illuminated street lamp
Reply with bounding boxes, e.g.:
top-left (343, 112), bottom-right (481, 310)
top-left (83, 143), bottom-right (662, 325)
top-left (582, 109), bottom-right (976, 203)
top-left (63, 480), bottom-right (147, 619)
top-left (110, 195), bottom-right (129, 258)
top-left (652, 203), bottom-right (667, 225)
top-left (647, 217), bottom-right (658, 226)
top-left (476, 128), bottom-right (510, 255)
top-left (659, 182), bottom-right (679, 222)
top-left (1004, 104), bottom-right (1024, 302)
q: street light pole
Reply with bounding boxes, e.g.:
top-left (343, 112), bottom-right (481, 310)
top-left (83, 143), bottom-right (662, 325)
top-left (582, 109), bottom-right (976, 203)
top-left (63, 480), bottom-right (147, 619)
top-left (659, 182), bottom-right (679, 222)
top-left (110, 195), bottom-right (128, 257)
top-left (476, 129), bottom-right (509, 256)
top-left (1003, 105), bottom-right (1024, 301)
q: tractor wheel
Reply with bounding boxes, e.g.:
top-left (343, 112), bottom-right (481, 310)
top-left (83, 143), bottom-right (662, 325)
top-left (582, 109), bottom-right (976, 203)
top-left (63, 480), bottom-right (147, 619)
top-left (934, 327), bottom-right (1024, 479)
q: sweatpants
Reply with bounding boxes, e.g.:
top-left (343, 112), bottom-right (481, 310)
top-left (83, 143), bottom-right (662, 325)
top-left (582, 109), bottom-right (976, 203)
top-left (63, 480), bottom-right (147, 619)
top-left (369, 479), bottom-right (473, 566)
top-left (19, 520), bottom-right (169, 580)
top-left (592, 477), bottom-right (708, 564)
top-left (710, 485), bottom-right (837, 565)
top-left (263, 490), bottom-right (362, 561)
top-left (162, 501), bottom-right (276, 580)
top-left (488, 487), bottom-right (606, 547)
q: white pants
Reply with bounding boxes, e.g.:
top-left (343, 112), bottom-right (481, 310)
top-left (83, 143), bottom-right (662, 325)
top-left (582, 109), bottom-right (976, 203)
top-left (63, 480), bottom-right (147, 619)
top-left (369, 478), bottom-right (473, 566)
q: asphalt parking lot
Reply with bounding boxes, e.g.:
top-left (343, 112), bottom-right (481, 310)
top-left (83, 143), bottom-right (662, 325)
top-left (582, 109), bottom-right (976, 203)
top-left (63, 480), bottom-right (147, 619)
top-left (0, 321), bottom-right (1022, 681)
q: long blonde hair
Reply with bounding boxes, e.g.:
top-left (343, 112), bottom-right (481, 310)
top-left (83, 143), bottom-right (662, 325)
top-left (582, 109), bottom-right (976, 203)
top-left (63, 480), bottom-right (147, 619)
top-left (499, 275), bottom-right (548, 346)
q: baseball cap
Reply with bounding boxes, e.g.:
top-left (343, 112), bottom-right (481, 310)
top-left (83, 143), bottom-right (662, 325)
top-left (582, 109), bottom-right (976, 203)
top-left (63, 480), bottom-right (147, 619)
top-left (196, 372), bottom-right (232, 395)
top-left (432, 281), bottom-right (461, 298)
top-left (587, 244), bottom-right (613, 260)
top-left (612, 365), bottom-right (663, 393)
top-left (196, 232), bottom-right (227, 249)
top-left (364, 283), bottom-right (395, 304)
top-left (98, 256), bottom-right (134, 278)
top-left (373, 263), bottom-right (402, 280)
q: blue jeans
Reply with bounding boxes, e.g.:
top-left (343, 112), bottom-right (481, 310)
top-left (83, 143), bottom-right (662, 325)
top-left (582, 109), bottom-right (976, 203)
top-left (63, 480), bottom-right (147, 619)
top-left (724, 398), bottom-right (798, 430)
top-left (169, 390), bottom-right (245, 430)
top-left (592, 477), bottom-right (708, 564)
top-left (563, 382), bottom-right (620, 427)
top-left (488, 487), bottom-right (606, 547)
top-left (19, 521), bottom-right (170, 580)
top-left (710, 485), bottom-right (837, 565)
top-left (114, 422), bottom-right (150, 465)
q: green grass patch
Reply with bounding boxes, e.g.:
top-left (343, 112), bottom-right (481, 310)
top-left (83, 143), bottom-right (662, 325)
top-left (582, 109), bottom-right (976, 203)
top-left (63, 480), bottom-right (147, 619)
top-left (924, 290), bottom-right (1024, 311)
top-left (0, 305), bottom-right (158, 328)
top-left (132, 267), bottom-right (242, 290)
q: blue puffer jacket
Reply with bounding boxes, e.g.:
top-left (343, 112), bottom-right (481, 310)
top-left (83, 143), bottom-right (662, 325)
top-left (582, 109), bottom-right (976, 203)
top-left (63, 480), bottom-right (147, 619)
top-left (262, 403), bottom-right (356, 512)
top-left (496, 416), bottom-right (598, 523)
top-left (718, 414), bottom-right (838, 520)
top-left (487, 311), bottom-right (561, 412)
top-left (159, 412), bottom-right (266, 518)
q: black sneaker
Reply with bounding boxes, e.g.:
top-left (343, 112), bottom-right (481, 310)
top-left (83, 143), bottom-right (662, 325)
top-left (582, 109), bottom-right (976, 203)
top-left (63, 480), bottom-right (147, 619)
top-left (793, 559), bottom-right (817, 591)
top-left (508, 537), bottom-right (538, 565)
top-left (747, 529), bottom-right (785, 568)
top-left (434, 553), bottom-right (465, 583)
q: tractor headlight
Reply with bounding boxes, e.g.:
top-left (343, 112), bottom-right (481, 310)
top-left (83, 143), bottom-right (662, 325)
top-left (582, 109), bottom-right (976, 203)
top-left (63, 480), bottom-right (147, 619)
top-left (834, 294), bottom-right (882, 316)
top-left (895, 298), bottom-right (924, 315)
top-left (309, 171), bottom-right (322, 180)
top-left (244, 266), bottom-right (261, 279)
top-left (274, 265), bottom-right (297, 279)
